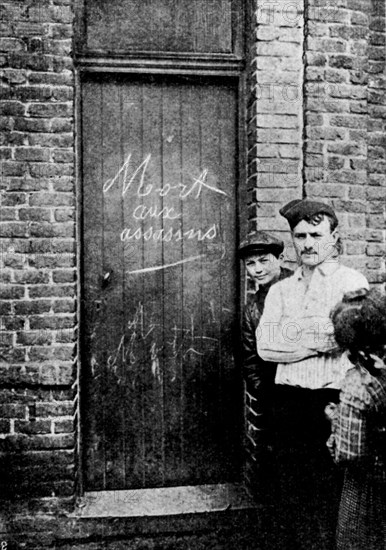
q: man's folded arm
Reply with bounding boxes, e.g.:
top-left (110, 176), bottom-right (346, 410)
top-left (256, 285), bottom-right (320, 363)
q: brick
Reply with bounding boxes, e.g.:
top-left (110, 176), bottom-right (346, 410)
top-left (367, 272), bottom-right (386, 284)
top-left (324, 69), bottom-right (350, 83)
top-left (3, 253), bottom-right (27, 269)
top-left (0, 221), bottom-right (30, 237)
top-left (38, 363), bottom-right (74, 384)
top-left (15, 420), bottom-right (52, 435)
top-left (28, 345), bottom-right (74, 362)
top-left (50, 300), bottom-right (75, 316)
top-left (54, 419), bottom-right (73, 433)
top-left (54, 208), bottom-right (74, 222)
top-left (0, 117), bottom-right (12, 131)
top-left (366, 187), bottom-right (386, 200)
top-left (366, 258), bottom-right (383, 269)
top-left (1, 192), bottom-right (27, 206)
top-left (368, 160), bottom-right (386, 173)
top-left (366, 243), bottom-right (384, 256)
top-left (256, 129), bottom-right (300, 143)
top-left (348, 186), bottom-right (366, 201)
top-left (0, 285), bottom-right (25, 300)
top-left (14, 300), bottom-right (52, 315)
top-left (29, 193), bottom-right (74, 207)
top-left (330, 115), bottom-right (367, 128)
top-left (327, 143), bottom-right (365, 155)
top-left (307, 38), bottom-right (347, 53)
top-left (28, 133), bottom-right (73, 147)
top-left (0, 404), bottom-right (26, 419)
top-left (13, 270), bottom-right (50, 284)
top-left (0, 38), bottom-right (26, 52)
top-left (351, 11), bottom-right (369, 25)
top-left (29, 221), bottom-right (74, 238)
top-left (13, 117), bottom-right (51, 132)
top-left (306, 52), bottom-right (327, 66)
top-left (11, 86), bottom-right (52, 102)
top-left (256, 42), bottom-right (301, 57)
top-left (14, 147), bottom-right (51, 162)
top-left (0, 420), bottom-right (10, 433)
top-left (2, 69), bottom-right (27, 84)
top-left (29, 162), bottom-right (74, 177)
top-left (9, 52), bottom-right (55, 71)
top-left (0, 147), bottom-right (12, 159)
top-left (29, 316), bottom-right (75, 331)
top-left (346, 241), bottom-right (366, 255)
top-left (3, 315), bottom-right (24, 331)
top-left (365, 229), bottom-right (384, 242)
top-left (0, 269), bottom-right (12, 282)
top-left (51, 118), bottom-right (72, 132)
top-left (28, 71), bottom-right (73, 86)
top-left (307, 99), bottom-right (348, 113)
top-left (367, 215), bottom-right (386, 229)
top-left (16, 330), bottom-right (53, 346)
top-left (366, 61), bottom-right (385, 74)
top-left (305, 183), bottom-right (347, 198)
top-left (369, 146), bottom-right (386, 160)
top-left (332, 200), bottom-right (368, 213)
top-left (0, 161), bottom-right (28, 177)
top-left (19, 208), bottom-right (51, 222)
top-left (0, 346), bottom-right (26, 363)
top-left (0, 332), bottom-right (14, 347)
top-left (0, 433), bottom-right (74, 451)
top-left (369, 32), bottom-right (386, 46)
top-left (311, 8), bottom-right (350, 24)
top-left (27, 103), bottom-right (72, 118)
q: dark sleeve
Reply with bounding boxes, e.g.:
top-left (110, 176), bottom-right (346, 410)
top-left (242, 302), bottom-right (276, 452)
top-left (241, 303), bottom-right (261, 388)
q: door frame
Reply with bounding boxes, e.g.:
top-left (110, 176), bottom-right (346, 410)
top-left (74, 0), bottom-right (248, 496)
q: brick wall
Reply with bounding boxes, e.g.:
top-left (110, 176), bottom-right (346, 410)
top-left (367, 0), bottom-right (386, 286)
top-left (0, 0), bottom-right (77, 501)
top-left (247, 0), bottom-right (305, 262)
top-left (304, 0), bottom-right (385, 285)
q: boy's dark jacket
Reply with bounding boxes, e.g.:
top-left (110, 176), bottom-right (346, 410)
top-left (242, 267), bottom-right (293, 424)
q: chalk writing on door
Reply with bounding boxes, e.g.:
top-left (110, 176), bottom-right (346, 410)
top-left (102, 151), bottom-right (229, 252)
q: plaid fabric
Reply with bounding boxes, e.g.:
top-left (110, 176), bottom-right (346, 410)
top-left (327, 364), bottom-right (386, 473)
top-left (337, 468), bottom-right (386, 550)
top-left (330, 364), bottom-right (386, 549)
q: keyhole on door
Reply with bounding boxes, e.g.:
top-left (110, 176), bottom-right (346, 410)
top-left (102, 271), bottom-right (112, 289)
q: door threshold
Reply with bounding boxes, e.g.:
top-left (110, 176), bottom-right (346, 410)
top-left (74, 483), bottom-right (256, 518)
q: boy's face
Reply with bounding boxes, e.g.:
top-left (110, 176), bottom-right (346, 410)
top-left (292, 216), bottom-right (338, 267)
top-left (244, 252), bottom-right (281, 286)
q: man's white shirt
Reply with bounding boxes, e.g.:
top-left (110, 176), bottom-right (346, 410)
top-left (256, 260), bottom-right (369, 389)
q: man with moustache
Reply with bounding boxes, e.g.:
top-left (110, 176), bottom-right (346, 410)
top-left (239, 231), bottom-right (292, 500)
top-left (256, 199), bottom-right (368, 550)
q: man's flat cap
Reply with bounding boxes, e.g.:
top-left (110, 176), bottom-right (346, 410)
top-left (279, 199), bottom-right (338, 229)
top-left (238, 230), bottom-right (284, 258)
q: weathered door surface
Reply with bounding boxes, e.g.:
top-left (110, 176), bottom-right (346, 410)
top-left (81, 74), bottom-right (242, 490)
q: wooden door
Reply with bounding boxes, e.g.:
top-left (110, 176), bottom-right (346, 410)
top-left (81, 74), bottom-right (242, 490)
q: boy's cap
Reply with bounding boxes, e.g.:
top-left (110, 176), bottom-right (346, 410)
top-left (238, 231), bottom-right (284, 258)
top-left (279, 199), bottom-right (338, 229)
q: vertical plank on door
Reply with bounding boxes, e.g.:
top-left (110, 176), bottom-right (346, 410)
top-left (161, 82), bottom-right (184, 484)
top-left (121, 80), bottom-right (145, 488)
top-left (81, 80), bottom-right (106, 489)
top-left (100, 82), bottom-right (125, 489)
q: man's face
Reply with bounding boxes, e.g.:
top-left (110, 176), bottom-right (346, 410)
top-left (292, 216), bottom-right (338, 267)
top-left (244, 252), bottom-right (281, 286)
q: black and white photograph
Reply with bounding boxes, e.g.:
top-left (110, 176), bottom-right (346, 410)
top-left (0, 1), bottom-right (385, 548)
